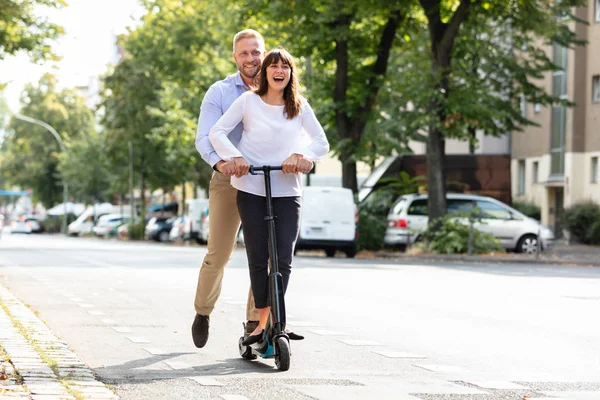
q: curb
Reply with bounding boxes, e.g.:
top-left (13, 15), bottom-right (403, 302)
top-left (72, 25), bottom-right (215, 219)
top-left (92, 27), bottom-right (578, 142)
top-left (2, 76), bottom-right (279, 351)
top-left (0, 284), bottom-right (118, 399)
top-left (372, 253), bottom-right (600, 267)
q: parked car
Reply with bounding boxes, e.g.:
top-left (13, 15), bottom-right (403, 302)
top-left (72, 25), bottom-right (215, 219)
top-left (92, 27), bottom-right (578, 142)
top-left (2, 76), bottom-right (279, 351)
top-left (93, 214), bottom-right (129, 237)
top-left (11, 216), bottom-right (43, 234)
top-left (186, 199), bottom-right (209, 244)
top-left (294, 186), bottom-right (358, 258)
top-left (169, 216), bottom-right (190, 242)
top-left (145, 216), bottom-right (175, 242)
top-left (384, 193), bottom-right (554, 253)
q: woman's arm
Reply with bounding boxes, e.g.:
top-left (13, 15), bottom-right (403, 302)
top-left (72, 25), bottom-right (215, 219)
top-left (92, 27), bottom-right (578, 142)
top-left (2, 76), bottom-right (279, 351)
top-left (297, 103), bottom-right (330, 162)
top-left (208, 93), bottom-right (247, 161)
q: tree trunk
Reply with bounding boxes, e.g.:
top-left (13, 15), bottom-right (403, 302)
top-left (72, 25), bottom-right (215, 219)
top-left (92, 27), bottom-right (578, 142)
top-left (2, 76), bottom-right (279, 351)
top-left (468, 126), bottom-right (476, 154)
top-left (181, 182), bottom-right (186, 217)
top-left (342, 159), bottom-right (357, 193)
top-left (426, 129), bottom-right (446, 221)
top-left (420, 0), bottom-right (472, 223)
top-left (140, 172), bottom-right (146, 219)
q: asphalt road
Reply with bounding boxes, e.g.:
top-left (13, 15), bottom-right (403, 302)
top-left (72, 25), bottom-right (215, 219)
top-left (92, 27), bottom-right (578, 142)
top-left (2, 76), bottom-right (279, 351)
top-left (1, 233), bottom-right (600, 400)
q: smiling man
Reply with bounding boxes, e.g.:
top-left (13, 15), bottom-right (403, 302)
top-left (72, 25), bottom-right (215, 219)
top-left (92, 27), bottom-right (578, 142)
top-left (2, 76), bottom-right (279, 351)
top-left (192, 29), bottom-right (266, 349)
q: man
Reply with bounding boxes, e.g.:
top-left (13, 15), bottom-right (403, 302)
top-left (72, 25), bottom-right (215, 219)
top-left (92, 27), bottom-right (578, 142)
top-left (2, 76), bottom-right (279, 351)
top-left (192, 29), bottom-right (266, 348)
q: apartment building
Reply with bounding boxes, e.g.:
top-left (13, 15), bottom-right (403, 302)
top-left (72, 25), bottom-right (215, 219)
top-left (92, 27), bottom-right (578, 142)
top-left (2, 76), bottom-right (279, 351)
top-left (511, 2), bottom-right (600, 235)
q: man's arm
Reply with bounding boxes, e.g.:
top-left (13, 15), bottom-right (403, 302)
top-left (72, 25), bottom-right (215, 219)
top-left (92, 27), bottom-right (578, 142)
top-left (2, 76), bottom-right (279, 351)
top-left (195, 85), bottom-right (225, 169)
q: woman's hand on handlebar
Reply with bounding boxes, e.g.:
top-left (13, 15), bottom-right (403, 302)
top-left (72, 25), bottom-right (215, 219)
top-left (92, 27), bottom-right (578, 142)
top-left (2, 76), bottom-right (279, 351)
top-left (282, 153), bottom-right (314, 174)
top-left (233, 157), bottom-right (250, 177)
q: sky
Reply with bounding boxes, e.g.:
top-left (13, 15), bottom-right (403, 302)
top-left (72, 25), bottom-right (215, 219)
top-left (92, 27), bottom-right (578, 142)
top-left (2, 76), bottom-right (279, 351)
top-left (1, 0), bottom-right (146, 112)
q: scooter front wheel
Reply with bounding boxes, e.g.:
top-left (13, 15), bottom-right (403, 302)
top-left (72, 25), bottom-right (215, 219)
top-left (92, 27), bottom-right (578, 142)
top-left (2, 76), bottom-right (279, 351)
top-left (274, 336), bottom-right (290, 371)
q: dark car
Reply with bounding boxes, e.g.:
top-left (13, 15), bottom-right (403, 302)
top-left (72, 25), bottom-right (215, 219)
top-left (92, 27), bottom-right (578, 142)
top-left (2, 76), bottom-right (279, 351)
top-left (144, 217), bottom-right (175, 242)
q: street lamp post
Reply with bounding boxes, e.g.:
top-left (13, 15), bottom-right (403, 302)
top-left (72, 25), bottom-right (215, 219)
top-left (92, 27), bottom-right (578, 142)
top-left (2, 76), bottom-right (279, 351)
top-left (14, 114), bottom-right (69, 235)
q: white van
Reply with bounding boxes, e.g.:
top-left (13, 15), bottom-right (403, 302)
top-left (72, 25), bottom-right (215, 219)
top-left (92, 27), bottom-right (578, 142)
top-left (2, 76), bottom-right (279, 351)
top-left (186, 199), bottom-right (209, 244)
top-left (295, 186), bottom-right (358, 258)
top-left (68, 203), bottom-right (135, 236)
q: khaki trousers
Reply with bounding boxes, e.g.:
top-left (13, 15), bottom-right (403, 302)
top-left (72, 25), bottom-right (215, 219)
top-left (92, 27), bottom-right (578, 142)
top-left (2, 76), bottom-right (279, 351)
top-left (194, 171), bottom-right (258, 321)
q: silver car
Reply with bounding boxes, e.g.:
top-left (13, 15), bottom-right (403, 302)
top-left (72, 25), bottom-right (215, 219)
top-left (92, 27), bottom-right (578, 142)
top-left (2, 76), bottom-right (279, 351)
top-left (384, 193), bottom-right (554, 253)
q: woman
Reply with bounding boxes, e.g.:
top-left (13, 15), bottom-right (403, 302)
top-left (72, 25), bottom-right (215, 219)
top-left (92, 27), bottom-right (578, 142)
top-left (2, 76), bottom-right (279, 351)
top-left (209, 48), bottom-right (329, 345)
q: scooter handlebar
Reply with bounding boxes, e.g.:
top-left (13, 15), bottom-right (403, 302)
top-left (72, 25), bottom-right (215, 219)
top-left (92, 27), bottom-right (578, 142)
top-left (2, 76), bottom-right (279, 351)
top-left (249, 165), bottom-right (283, 175)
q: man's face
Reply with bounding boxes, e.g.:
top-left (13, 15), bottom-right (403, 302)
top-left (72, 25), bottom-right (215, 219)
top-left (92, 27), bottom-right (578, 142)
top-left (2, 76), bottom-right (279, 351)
top-left (233, 38), bottom-right (265, 80)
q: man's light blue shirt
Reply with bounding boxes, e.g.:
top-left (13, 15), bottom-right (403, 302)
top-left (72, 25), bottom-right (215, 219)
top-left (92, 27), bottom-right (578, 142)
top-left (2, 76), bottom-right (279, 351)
top-left (195, 72), bottom-right (249, 168)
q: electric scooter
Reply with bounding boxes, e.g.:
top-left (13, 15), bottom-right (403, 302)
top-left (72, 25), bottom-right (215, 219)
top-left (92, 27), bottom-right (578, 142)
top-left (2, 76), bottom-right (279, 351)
top-left (238, 165), bottom-right (291, 371)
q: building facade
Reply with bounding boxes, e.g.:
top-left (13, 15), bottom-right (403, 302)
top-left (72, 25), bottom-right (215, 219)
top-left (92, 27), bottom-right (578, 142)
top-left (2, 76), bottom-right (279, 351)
top-left (511, 2), bottom-right (600, 235)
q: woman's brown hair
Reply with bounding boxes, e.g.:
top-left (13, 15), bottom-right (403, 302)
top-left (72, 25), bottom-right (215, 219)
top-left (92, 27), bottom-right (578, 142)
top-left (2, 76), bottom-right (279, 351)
top-left (255, 48), bottom-right (303, 119)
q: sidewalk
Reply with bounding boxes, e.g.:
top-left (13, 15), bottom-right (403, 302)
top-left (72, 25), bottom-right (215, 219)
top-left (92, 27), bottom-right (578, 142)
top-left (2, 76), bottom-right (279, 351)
top-left (0, 284), bottom-right (118, 400)
top-left (369, 242), bottom-right (600, 266)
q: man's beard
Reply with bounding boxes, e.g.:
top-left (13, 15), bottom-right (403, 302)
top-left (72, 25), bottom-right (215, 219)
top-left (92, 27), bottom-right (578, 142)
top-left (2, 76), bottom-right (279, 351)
top-left (238, 63), bottom-right (260, 79)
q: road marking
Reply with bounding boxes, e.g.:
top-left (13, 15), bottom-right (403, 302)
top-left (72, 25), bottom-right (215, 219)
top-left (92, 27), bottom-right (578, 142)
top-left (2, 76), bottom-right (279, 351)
top-left (308, 329), bottom-right (350, 336)
top-left (163, 360), bottom-right (192, 370)
top-left (70, 297), bottom-right (84, 302)
top-left (143, 348), bottom-right (168, 355)
top-left (112, 326), bottom-right (132, 333)
top-left (413, 364), bottom-right (468, 374)
top-left (100, 318), bottom-right (117, 324)
top-left (220, 395), bottom-right (250, 400)
top-left (78, 303), bottom-right (94, 308)
top-left (126, 336), bottom-right (150, 343)
top-left (373, 351), bottom-right (426, 359)
top-left (188, 376), bottom-right (223, 386)
top-left (338, 339), bottom-right (383, 346)
top-left (464, 380), bottom-right (530, 389)
top-left (87, 310), bottom-right (104, 316)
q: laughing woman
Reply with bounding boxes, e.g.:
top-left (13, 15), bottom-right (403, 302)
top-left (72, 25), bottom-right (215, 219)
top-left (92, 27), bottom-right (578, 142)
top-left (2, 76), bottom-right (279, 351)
top-left (209, 48), bottom-right (329, 344)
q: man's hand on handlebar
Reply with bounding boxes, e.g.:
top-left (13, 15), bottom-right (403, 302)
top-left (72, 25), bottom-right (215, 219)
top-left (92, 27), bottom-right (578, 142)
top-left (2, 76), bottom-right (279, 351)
top-left (215, 160), bottom-right (237, 177)
top-left (282, 153), bottom-right (313, 174)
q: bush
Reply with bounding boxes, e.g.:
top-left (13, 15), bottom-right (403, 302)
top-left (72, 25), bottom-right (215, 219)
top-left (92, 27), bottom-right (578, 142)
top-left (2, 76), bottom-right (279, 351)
top-left (421, 215), bottom-right (502, 255)
top-left (563, 201), bottom-right (600, 244)
top-left (129, 220), bottom-right (146, 240)
top-left (512, 200), bottom-right (541, 221)
top-left (357, 191), bottom-right (394, 251)
top-left (42, 214), bottom-right (77, 233)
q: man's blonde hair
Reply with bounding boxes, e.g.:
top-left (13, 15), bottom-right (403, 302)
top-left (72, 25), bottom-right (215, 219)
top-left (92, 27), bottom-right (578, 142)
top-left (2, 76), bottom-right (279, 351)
top-left (232, 29), bottom-right (265, 53)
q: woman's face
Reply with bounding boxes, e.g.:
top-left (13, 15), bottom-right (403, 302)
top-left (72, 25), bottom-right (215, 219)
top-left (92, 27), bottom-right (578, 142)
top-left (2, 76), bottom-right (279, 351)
top-left (266, 59), bottom-right (291, 92)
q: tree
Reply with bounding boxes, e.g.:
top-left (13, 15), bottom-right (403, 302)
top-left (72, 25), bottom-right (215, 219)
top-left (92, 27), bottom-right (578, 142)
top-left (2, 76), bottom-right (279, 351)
top-left (241, 0), bottom-right (415, 193)
top-left (0, 74), bottom-right (96, 206)
top-left (100, 56), bottom-right (164, 215)
top-left (57, 131), bottom-right (113, 204)
top-left (0, 0), bottom-right (66, 62)
top-left (415, 0), bottom-right (585, 221)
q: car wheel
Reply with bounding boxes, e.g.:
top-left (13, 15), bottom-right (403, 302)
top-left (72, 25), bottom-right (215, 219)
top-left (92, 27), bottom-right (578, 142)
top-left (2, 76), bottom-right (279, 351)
top-left (344, 246), bottom-right (357, 258)
top-left (325, 247), bottom-right (336, 258)
top-left (517, 234), bottom-right (538, 254)
top-left (158, 231), bottom-right (170, 242)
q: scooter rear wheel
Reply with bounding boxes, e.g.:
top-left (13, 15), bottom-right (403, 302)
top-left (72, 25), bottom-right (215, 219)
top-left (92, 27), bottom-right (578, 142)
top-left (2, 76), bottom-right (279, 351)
top-left (274, 337), bottom-right (290, 371)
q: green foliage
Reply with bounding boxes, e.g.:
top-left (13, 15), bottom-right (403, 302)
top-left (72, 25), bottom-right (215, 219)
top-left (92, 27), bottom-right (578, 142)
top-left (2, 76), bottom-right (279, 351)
top-left (0, 0), bottom-right (66, 62)
top-left (422, 215), bottom-right (502, 255)
top-left (42, 213), bottom-right (76, 233)
top-left (511, 200), bottom-right (541, 221)
top-left (57, 131), bottom-right (112, 203)
top-left (128, 220), bottom-right (146, 241)
top-left (377, 171), bottom-right (426, 199)
top-left (357, 191), bottom-right (391, 251)
top-left (563, 201), bottom-right (600, 245)
top-left (0, 74), bottom-right (96, 207)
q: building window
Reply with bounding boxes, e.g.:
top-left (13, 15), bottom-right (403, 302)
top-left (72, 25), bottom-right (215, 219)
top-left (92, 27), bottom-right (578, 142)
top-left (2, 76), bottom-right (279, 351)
top-left (534, 103), bottom-right (542, 113)
top-left (596, 0), bottom-right (600, 22)
top-left (520, 94), bottom-right (527, 118)
top-left (593, 75), bottom-right (600, 104)
top-left (518, 160), bottom-right (526, 195)
top-left (550, 43), bottom-right (567, 177)
top-left (533, 161), bottom-right (539, 184)
top-left (593, 157), bottom-right (599, 183)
